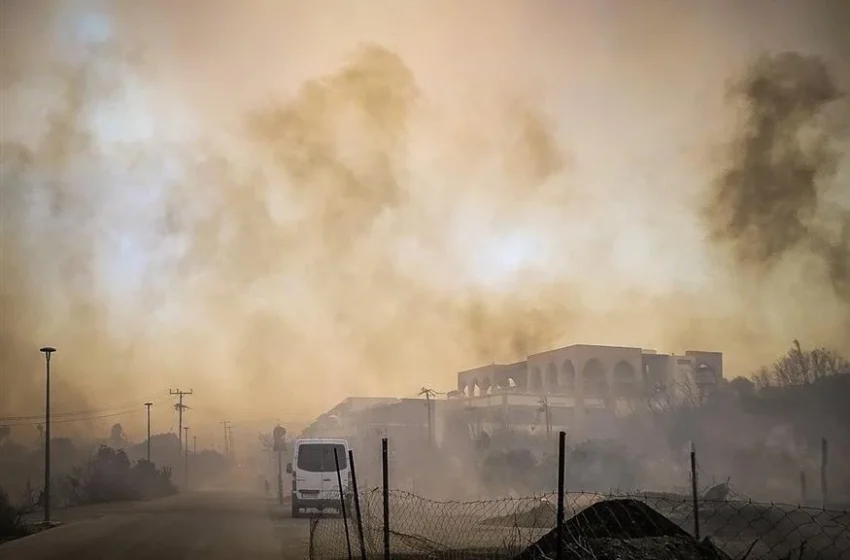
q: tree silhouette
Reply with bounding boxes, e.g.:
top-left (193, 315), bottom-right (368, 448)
top-left (753, 340), bottom-right (850, 388)
top-left (727, 376), bottom-right (756, 399)
top-left (257, 432), bottom-right (273, 452)
top-left (108, 423), bottom-right (127, 448)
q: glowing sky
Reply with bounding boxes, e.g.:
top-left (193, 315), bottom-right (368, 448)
top-left (57, 4), bottom-right (714, 301)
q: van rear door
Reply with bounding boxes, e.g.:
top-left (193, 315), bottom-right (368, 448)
top-left (294, 443), bottom-right (324, 502)
top-left (296, 441), bottom-right (349, 503)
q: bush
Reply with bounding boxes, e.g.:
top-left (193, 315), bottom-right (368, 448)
top-left (129, 459), bottom-right (177, 499)
top-left (71, 446), bottom-right (138, 503)
top-left (482, 449), bottom-right (537, 490)
top-left (67, 446), bottom-right (177, 505)
top-left (0, 486), bottom-right (29, 541)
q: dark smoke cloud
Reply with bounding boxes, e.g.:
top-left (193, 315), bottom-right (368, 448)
top-left (705, 51), bottom-right (850, 301)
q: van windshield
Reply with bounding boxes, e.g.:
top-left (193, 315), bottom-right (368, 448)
top-left (296, 443), bottom-right (347, 473)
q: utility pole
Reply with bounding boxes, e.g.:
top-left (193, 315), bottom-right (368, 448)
top-left (193, 436), bottom-right (197, 487)
top-left (220, 421), bottom-right (231, 458)
top-left (39, 346), bottom-right (56, 524)
top-left (228, 424), bottom-right (235, 461)
top-left (184, 426), bottom-right (190, 489)
top-left (169, 389), bottom-right (193, 449)
top-left (144, 402), bottom-right (153, 463)
top-left (419, 387), bottom-right (437, 448)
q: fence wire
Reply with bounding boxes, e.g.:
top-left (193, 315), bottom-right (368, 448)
top-left (308, 489), bottom-right (850, 559)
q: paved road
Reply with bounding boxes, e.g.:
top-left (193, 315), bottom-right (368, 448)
top-left (0, 492), bottom-right (309, 560)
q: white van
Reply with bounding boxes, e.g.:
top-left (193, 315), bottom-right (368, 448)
top-left (286, 438), bottom-right (351, 518)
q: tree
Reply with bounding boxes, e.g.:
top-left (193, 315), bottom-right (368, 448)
top-left (0, 486), bottom-right (29, 540)
top-left (129, 459), bottom-right (176, 499)
top-left (78, 446), bottom-right (136, 503)
top-left (67, 445), bottom-right (176, 505)
top-left (753, 340), bottom-right (850, 388)
top-left (258, 432), bottom-right (273, 452)
top-left (639, 374), bottom-right (707, 451)
top-left (727, 376), bottom-right (756, 399)
top-left (642, 372), bottom-right (704, 413)
top-left (108, 423), bottom-right (127, 449)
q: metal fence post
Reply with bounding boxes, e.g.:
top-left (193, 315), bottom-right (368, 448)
top-left (382, 437), bottom-right (390, 560)
top-left (308, 517), bottom-right (317, 559)
top-left (690, 442), bottom-right (700, 541)
top-left (556, 431), bottom-right (566, 560)
top-left (348, 450), bottom-right (367, 560)
top-left (278, 448), bottom-right (283, 505)
top-left (821, 438), bottom-right (829, 509)
top-left (334, 448), bottom-right (353, 560)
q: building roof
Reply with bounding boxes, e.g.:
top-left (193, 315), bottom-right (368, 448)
top-left (301, 396), bottom-right (434, 436)
top-left (357, 398), bottom-right (443, 426)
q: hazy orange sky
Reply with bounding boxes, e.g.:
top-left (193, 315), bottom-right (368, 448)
top-left (1, 1), bottom-right (848, 441)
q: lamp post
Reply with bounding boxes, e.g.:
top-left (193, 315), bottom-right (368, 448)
top-left (39, 346), bottom-right (56, 524)
top-left (144, 403), bottom-right (153, 462)
top-left (273, 425), bottom-right (286, 505)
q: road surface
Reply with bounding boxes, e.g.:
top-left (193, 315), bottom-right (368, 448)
top-left (0, 491), bottom-right (309, 560)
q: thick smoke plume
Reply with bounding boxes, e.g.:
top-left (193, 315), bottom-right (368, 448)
top-left (158, 44), bottom-right (576, 404)
top-left (1, 37), bottom-right (576, 431)
top-left (705, 51), bottom-right (850, 301)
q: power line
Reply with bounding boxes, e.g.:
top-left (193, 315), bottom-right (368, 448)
top-left (0, 409), bottom-right (142, 428)
top-left (406, 389), bottom-right (447, 399)
top-left (0, 392), bottom-right (169, 421)
top-left (2, 391), bottom-right (168, 420)
top-left (2, 403), bottom-right (147, 422)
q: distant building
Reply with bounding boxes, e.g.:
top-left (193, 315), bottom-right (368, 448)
top-left (453, 344), bottom-right (723, 438)
top-left (301, 397), bottom-right (406, 438)
top-left (302, 344), bottom-right (723, 448)
top-left (301, 396), bottom-right (450, 443)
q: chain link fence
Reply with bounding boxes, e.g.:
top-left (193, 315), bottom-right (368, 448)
top-left (309, 489), bottom-right (850, 559)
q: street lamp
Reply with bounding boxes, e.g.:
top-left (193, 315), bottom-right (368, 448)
top-left (39, 346), bottom-right (56, 524)
top-left (273, 425), bottom-right (287, 505)
top-left (144, 403), bottom-right (153, 463)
